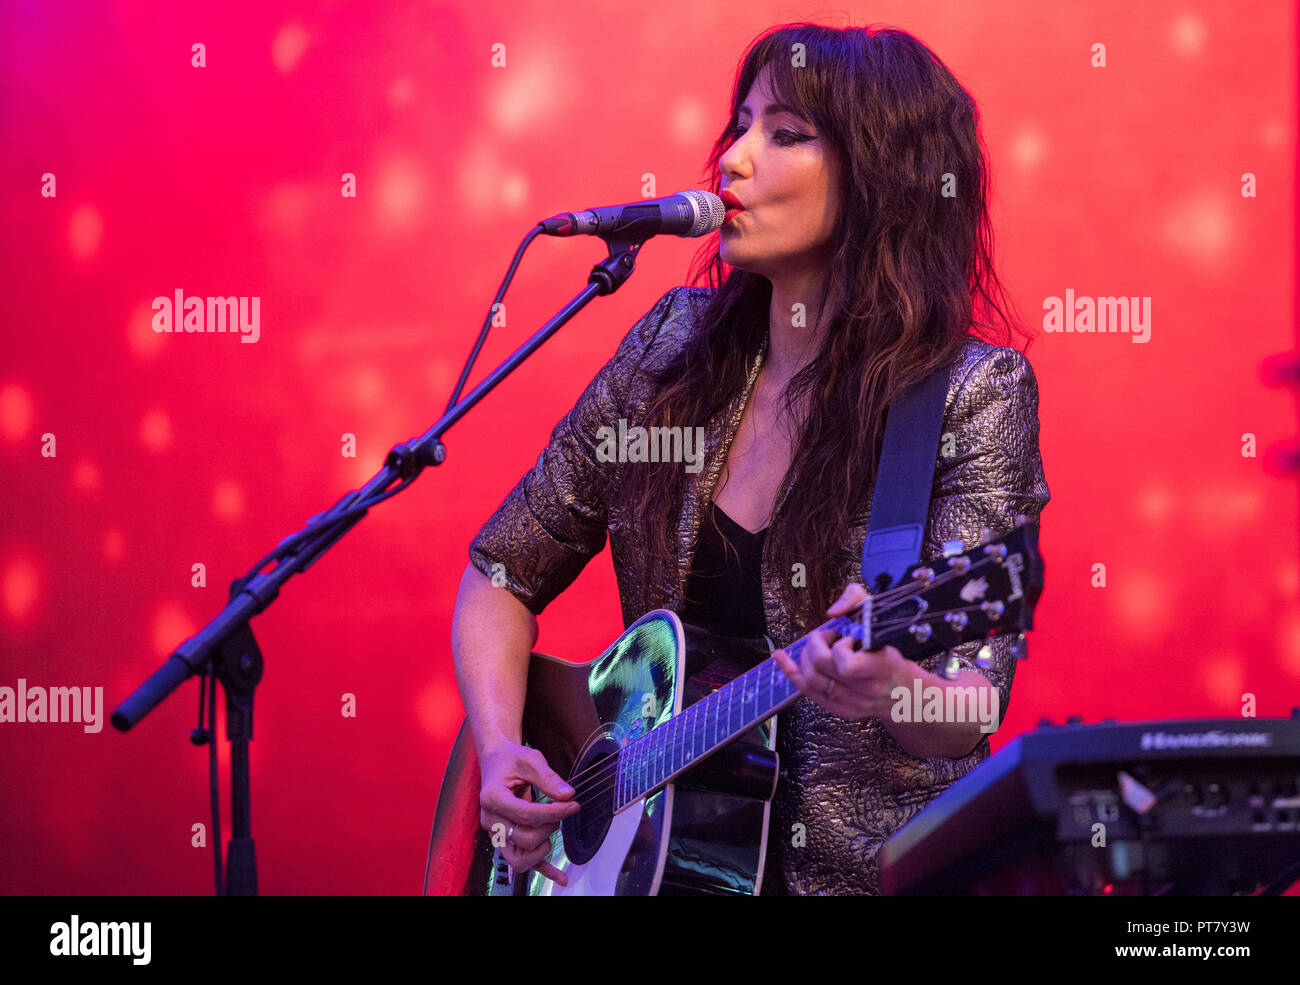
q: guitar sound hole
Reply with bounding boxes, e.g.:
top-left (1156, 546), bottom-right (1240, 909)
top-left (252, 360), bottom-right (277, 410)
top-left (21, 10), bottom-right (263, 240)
top-left (561, 736), bottom-right (619, 865)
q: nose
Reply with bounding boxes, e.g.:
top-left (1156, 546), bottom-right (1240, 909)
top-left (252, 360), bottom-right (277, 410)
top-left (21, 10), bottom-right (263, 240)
top-left (720, 131), bottom-right (751, 182)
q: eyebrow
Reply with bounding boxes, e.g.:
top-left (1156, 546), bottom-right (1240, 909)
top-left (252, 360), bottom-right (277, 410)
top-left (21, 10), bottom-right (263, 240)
top-left (737, 101), bottom-right (806, 120)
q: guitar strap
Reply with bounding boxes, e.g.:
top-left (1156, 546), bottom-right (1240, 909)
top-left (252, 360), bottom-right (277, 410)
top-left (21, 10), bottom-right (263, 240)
top-left (861, 362), bottom-right (951, 593)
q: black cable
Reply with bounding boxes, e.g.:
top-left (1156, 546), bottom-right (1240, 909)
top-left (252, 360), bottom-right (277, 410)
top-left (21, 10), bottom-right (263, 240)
top-left (197, 668), bottom-right (224, 896)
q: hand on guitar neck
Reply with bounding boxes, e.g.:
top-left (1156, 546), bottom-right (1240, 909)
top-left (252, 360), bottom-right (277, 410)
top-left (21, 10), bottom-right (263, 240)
top-left (773, 582), bottom-right (912, 720)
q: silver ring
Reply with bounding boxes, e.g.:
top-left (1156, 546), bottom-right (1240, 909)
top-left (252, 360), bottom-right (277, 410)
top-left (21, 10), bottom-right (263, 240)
top-left (507, 824), bottom-right (515, 847)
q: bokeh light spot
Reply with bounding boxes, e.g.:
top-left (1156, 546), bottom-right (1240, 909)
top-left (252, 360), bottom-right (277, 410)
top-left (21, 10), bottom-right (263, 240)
top-left (140, 409), bottom-right (173, 451)
top-left (1200, 650), bottom-right (1244, 705)
top-left (417, 681), bottom-right (463, 740)
top-left (103, 528), bottom-right (125, 562)
top-left (1, 555), bottom-right (40, 624)
top-left (376, 159), bottom-right (425, 230)
top-left (128, 300), bottom-right (167, 359)
top-left (670, 97), bottom-right (709, 145)
top-left (73, 459), bottom-right (101, 493)
top-left (487, 51), bottom-right (569, 132)
top-left (1163, 192), bottom-right (1233, 267)
top-left (69, 205), bottom-right (104, 260)
top-left (0, 384), bottom-right (35, 442)
top-left (272, 23), bottom-right (309, 74)
top-left (352, 368), bottom-right (383, 407)
top-left (1114, 569), bottom-right (1169, 637)
top-left (1278, 565), bottom-right (1298, 596)
top-left (213, 480), bottom-right (245, 522)
top-left (1136, 485), bottom-right (1172, 525)
top-left (1010, 127), bottom-right (1047, 171)
top-left (152, 602), bottom-right (197, 657)
top-left (389, 77), bottom-right (413, 106)
top-left (1170, 14), bottom-right (1207, 57)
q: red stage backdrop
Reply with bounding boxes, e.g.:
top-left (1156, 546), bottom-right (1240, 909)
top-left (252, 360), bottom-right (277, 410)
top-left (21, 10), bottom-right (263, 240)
top-left (0, 1), bottom-right (1296, 894)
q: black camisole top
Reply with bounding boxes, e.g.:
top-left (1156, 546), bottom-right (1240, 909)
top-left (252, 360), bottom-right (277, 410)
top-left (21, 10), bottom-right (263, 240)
top-left (682, 500), bottom-right (767, 640)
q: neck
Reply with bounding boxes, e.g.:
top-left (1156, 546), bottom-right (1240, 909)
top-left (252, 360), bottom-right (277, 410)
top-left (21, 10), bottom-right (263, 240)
top-left (766, 270), bottom-right (831, 380)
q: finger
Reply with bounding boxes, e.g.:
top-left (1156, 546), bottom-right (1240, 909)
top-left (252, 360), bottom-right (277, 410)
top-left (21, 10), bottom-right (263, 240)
top-left (805, 630), bottom-right (831, 662)
top-left (773, 650), bottom-right (808, 691)
top-left (799, 648), bottom-right (833, 695)
top-left (827, 582), bottom-right (869, 616)
top-left (809, 641), bottom-right (845, 681)
top-left (830, 636), bottom-right (873, 679)
top-left (479, 811), bottom-right (556, 855)
top-left (507, 823), bottom-right (556, 853)
top-left (517, 749), bottom-right (577, 802)
top-left (482, 783), bottom-right (580, 826)
top-left (535, 859), bottom-right (569, 887)
top-left (502, 838), bottom-right (554, 874)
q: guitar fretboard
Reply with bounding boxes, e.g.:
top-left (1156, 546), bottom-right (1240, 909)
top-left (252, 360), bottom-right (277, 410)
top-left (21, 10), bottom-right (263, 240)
top-left (612, 616), bottom-right (853, 811)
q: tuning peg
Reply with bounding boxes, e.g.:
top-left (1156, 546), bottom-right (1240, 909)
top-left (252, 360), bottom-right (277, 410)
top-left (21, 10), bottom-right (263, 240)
top-left (910, 566), bottom-right (935, 584)
top-left (941, 539), bottom-right (965, 558)
top-left (974, 644), bottom-right (994, 669)
top-left (982, 543), bottom-right (1008, 562)
top-left (1009, 632), bottom-right (1028, 660)
top-left (979, 600), bottom-right (1005, 621)
top-left (944, 612), bottom-right (969, 631)
top-left (908, 622), bottom-right (932, 643)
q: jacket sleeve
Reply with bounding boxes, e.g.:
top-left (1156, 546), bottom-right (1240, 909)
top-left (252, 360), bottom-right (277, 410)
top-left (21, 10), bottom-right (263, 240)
top-left (915, 345), bottom-right (1051, 729)
top-left (467, 287), bottom-right (684, 615)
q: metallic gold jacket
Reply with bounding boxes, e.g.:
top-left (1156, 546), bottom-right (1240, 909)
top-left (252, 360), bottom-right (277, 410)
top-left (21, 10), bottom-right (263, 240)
top-left (468, 285), bottom-right (1051, 895)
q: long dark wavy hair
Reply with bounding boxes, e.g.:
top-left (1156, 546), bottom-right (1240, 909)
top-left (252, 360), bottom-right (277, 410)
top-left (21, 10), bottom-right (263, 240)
top-left (619, 22), bottom-right (1034, 635)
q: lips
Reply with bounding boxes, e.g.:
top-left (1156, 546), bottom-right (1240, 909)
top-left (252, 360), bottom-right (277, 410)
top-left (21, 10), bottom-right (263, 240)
top-left (720, 189), bottom-right (745, 211)
top-left (720, 189), bottom-right (746, 225)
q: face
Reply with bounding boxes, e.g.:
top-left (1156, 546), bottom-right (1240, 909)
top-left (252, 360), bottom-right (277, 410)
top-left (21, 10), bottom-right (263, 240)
top-left (718, 64), bottom-right (841, 283)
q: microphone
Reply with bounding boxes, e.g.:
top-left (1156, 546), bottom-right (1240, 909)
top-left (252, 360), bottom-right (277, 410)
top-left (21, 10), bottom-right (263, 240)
top-left (538, 190), bottom-right (724, 239)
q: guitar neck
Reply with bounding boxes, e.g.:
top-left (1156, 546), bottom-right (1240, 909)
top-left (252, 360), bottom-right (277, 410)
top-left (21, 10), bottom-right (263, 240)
top-left (611, 619), bottom-right (832, 812)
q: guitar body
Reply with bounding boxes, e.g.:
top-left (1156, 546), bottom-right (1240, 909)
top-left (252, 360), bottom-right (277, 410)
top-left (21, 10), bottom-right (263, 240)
top-left (425, 610), bottom-right (780, 896)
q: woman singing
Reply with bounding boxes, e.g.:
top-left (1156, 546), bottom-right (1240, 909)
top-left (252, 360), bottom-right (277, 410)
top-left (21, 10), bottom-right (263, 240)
top-left (450, 21), bottom-right (1050, 895)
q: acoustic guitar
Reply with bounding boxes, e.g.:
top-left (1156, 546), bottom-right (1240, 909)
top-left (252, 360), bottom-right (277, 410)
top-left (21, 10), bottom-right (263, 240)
top-left (424, 517), bottom-right (1043, 895)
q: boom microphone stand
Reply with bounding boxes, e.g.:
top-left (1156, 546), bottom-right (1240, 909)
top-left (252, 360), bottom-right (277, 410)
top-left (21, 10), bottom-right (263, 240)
top-left (112, 231), bottom-right (652, 895)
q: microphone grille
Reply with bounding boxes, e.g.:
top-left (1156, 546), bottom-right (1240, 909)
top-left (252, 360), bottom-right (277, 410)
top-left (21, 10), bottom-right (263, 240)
top-left (680, 190), bottom-right (725, 236)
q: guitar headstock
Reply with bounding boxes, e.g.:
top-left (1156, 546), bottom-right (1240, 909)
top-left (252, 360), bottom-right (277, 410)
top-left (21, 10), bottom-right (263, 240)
top-left (849, 515), bottom-right (1043, 670)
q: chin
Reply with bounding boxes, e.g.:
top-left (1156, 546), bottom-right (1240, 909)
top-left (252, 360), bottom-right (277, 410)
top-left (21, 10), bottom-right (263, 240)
top-left (720, 252), bottom-right (765, 279)
top-left (719, 244), bottom-right (754, 271)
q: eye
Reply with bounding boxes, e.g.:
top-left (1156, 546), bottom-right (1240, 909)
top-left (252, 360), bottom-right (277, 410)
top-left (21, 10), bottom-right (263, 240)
top-left (725, 124), bottom-right (809, 146)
